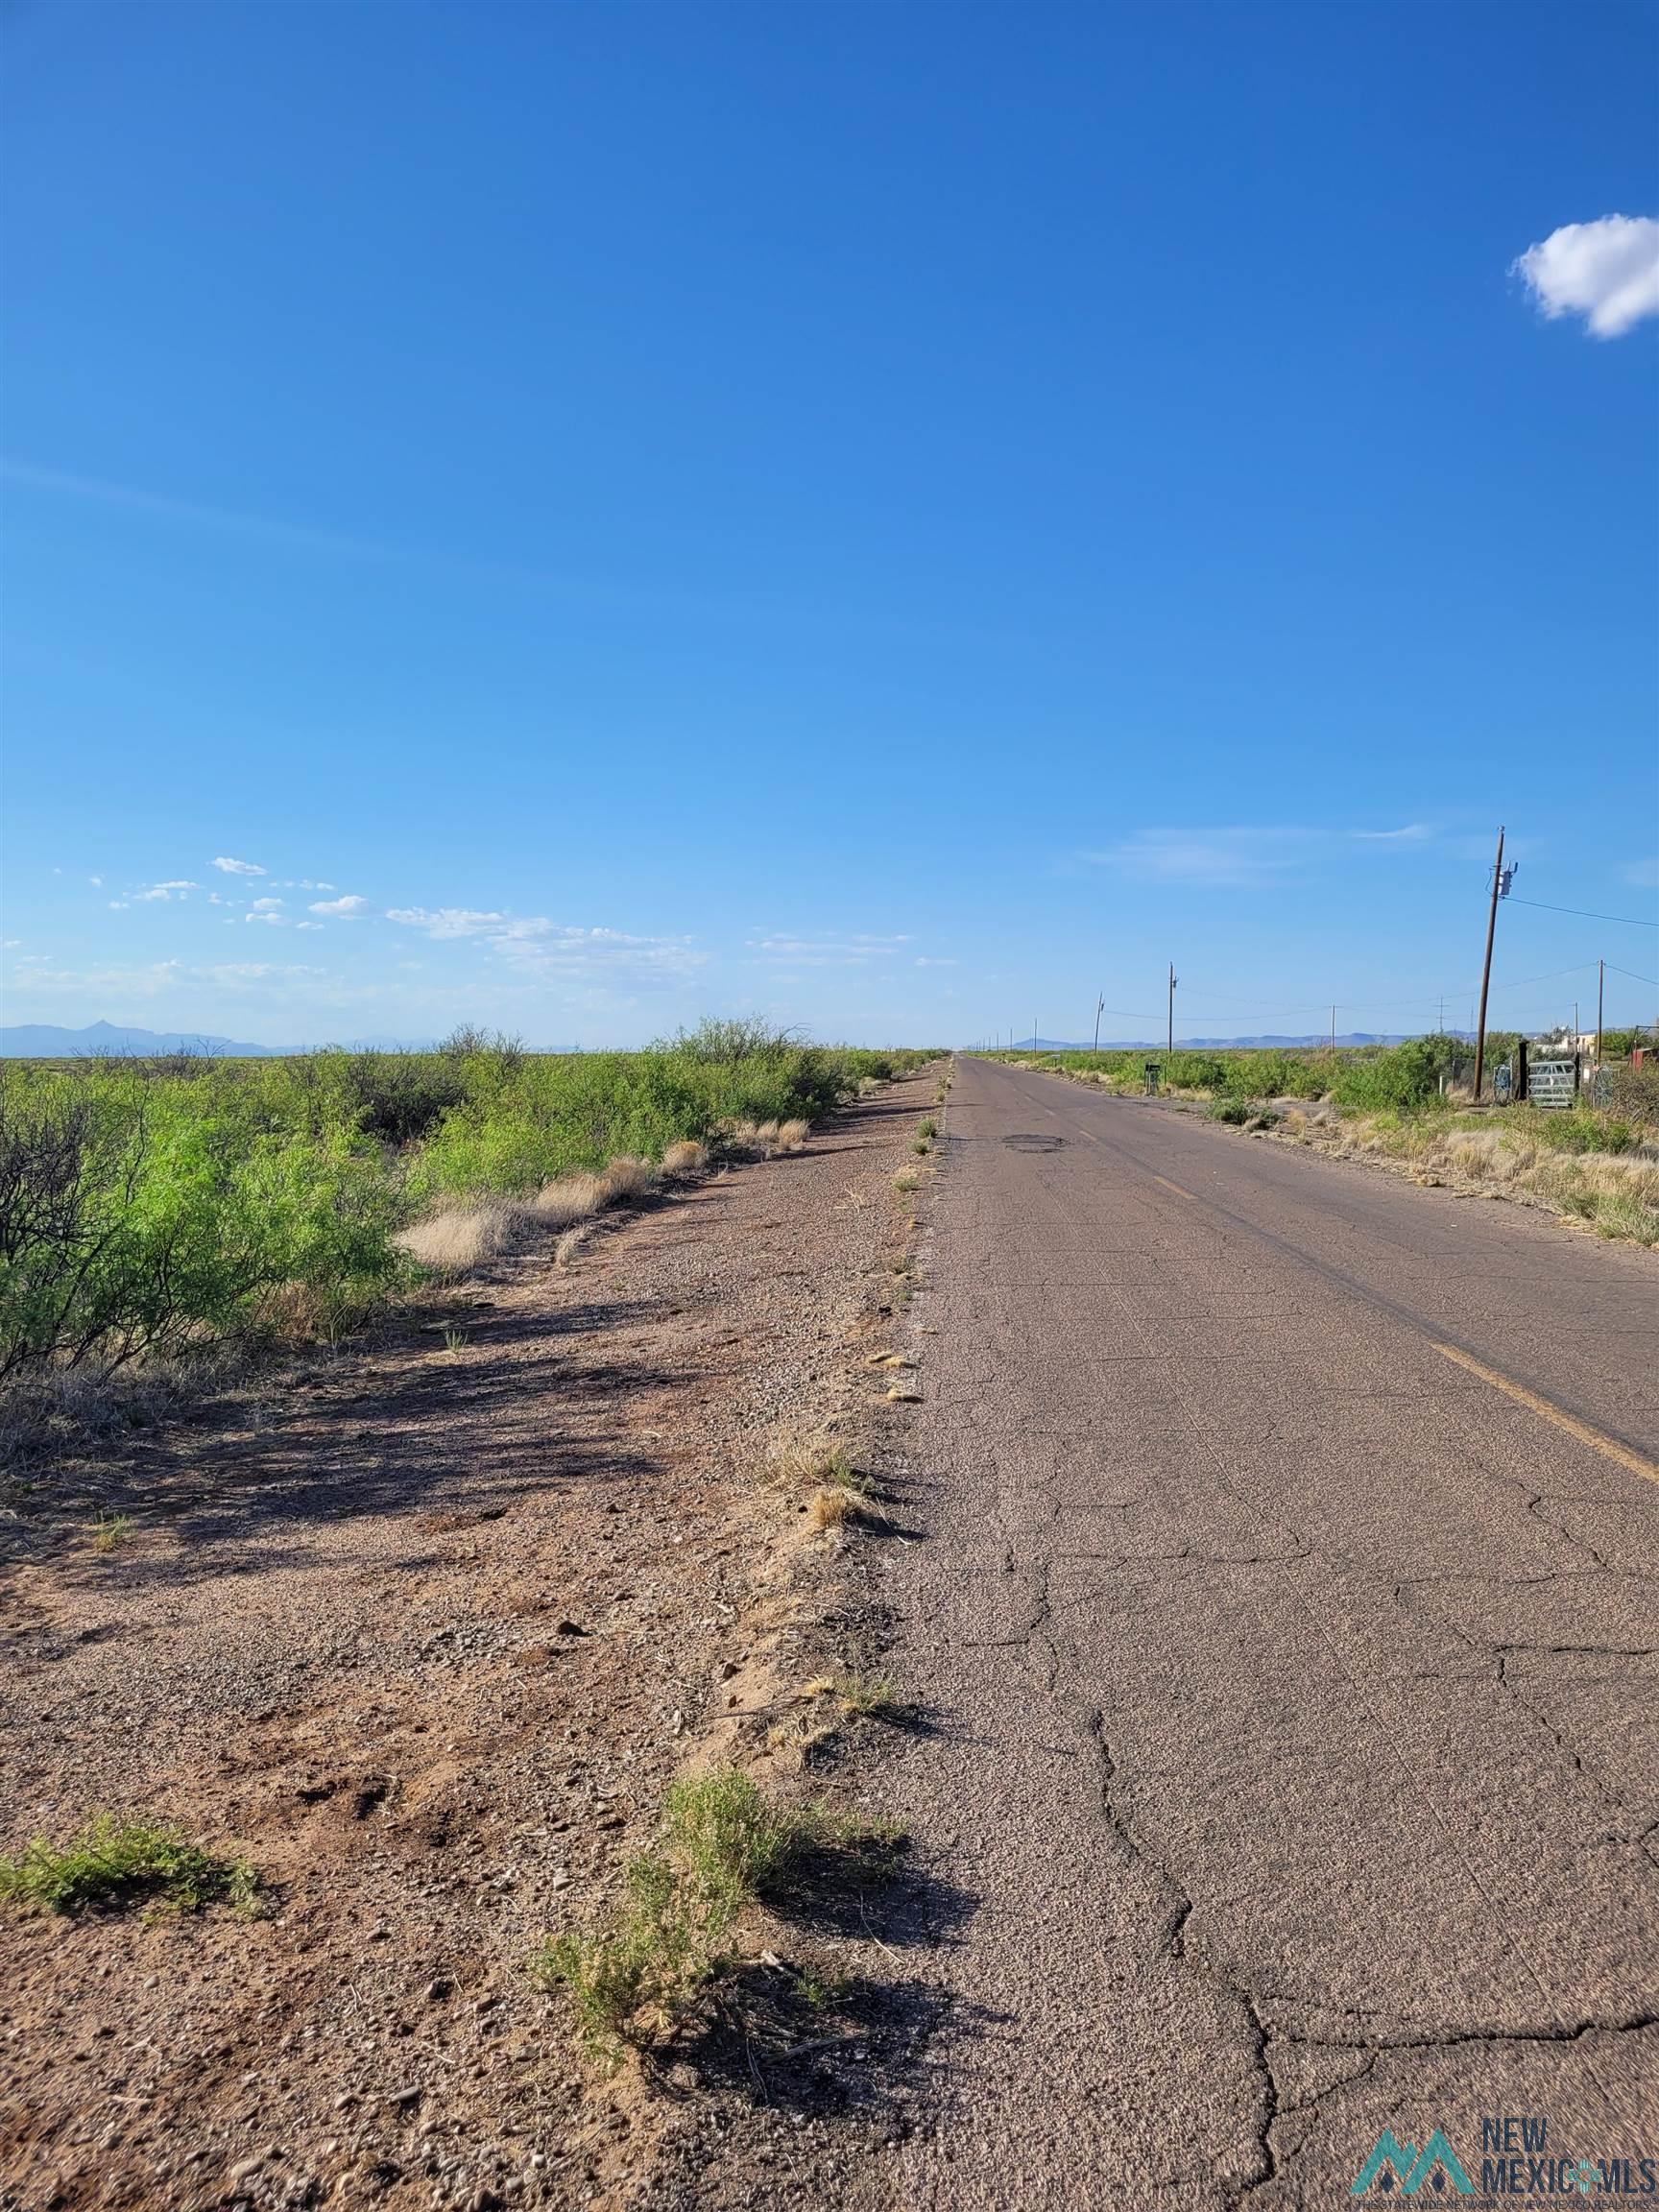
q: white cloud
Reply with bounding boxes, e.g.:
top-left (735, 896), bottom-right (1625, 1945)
top-left (1, 954), bottom-right (327, 1005)
top-left (88, 876), bottom-right (103, 887)
top-left (385, 905), bottom-right (503, 938)
top-left (914, 955), bottom-right (958, 968)
top-left (1083, 830), bottom-right (1308, 887)
top-left (249, 896), bottom-right (285, 912)
top-left (1513, 215), bottom-right (1659, 339)
top-left (2, 958), bottom-right (188, 1000)
top-left (386, 906), bottom-right (703, 982)
top-left (1084, 825), bottom-right (1438, 885)
top-left (207, 962), bottom-right (324, 983)
top-left (309, 894), bottom-right (371, 919)
top-left (748, 932), bottom-right (913, 967)
top-left (132, 879), bottom-right (200, 902)
top-left (212, 856), bottom-right (267, 878)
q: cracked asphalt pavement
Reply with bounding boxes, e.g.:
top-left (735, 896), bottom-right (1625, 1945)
top-left (873, 1054), bottom-right (1659, 2208)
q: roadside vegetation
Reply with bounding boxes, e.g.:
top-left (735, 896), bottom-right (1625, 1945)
top-left (0, 1816), bottom-right (257, 1916)
top-left (992, 1036), bottom-right (1659, 1246)
top-left (0, 1022), bottom-right (935, 1399)
top-left (531, 1767), bottom-right (904, 2060)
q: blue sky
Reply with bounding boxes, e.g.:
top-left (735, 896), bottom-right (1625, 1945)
top-left (2, 0), bottom-right (1655, 1047)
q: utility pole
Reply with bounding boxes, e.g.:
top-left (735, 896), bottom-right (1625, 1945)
top-left (1597, 959), bottom-right (1604, 1066)
top-left (1331, 1003), bottom-right (1336, 1052)
top-left (1167, 963), bottom-right (1177, 1053)
top-left (1472, 825), bottom-right (1512, 1103)
top-left (1094, 994), bottom-right (1105, 1053)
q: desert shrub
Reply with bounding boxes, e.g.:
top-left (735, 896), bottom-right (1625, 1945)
top-left (0, 1062), bottom-right (401, 1377)
top-left (1605, 1060), bottom-right (1659, 1127)
top-left (1331, 1040), bottom-right (1447, 1115)
top-left (336, 1049), bottom-right (469, 1145)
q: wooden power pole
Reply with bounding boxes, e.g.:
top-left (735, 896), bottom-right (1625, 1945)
top-left (1472, 825), bottom-right (1505, 1103)
top-left (1597, 958), bottom-right (1604, 1066)
top-left (1166, 963), bottom-right (1177, 1053)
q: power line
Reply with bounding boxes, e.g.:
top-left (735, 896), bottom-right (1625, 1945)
top-left (1507, 896), bottom-right (1658, 928)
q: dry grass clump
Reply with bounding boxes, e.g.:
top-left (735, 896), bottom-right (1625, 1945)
top-left (774, 1118), bottom-right (810, 1153)
top-left (1319, 1111), bottom-right (1659, 1246)
top-left (90, 1510), bottom-right (132, 1553)
top-left (746, 1420), bottom-right (854, 1492)
top-left (528, 1171), bottom-right (610, 1230)
top-left (1, 1358), bottom-right (215, 1471)
top-left (396, 1204), bottom-right (522, 1277)
top-left (661, 1139), bottom-right (708, 1177)
top-left (721, 1118), bottom-right (781, 1154)
top-left (1534, 1150), bottom-right (1659, 1242)
top-left (600, 1154), bottom-right (659, 1203)
top-left (555, 1224), bottom-right (591, 1269)
top-left (830, 1669), bottom-right (903, 1719)
top-left (809, 1463), bottom-right (886, 1532)
top-left (402, 1153), bottom-right (667, 1284)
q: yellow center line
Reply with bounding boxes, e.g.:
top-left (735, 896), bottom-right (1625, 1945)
top-left (1432, 1344), bottom-right (1659, 1484)
top-left (1150, 1171), bottom-right (1202, 1203)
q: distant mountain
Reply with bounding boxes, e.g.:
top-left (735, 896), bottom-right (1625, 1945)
top-left (998, 1032), bottom-right (1434, 1053)
top-left (0, 1020), bottom-right (297, 1059)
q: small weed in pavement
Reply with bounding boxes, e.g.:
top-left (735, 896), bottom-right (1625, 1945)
top-left (831, 1670), bottom-right (905, 1720)
top-left (0, 1817), bottom-right (258, 1917)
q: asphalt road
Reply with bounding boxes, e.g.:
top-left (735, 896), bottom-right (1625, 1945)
top-left (875, 1055), bottom-right (1659, 2210)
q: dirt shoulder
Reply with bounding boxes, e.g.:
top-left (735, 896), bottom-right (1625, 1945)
top-left (0, 1071), bottom-right (938, 2212)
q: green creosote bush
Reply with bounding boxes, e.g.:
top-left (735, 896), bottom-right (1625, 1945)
top-left (0, 1060), bottom-right (404, 1382)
